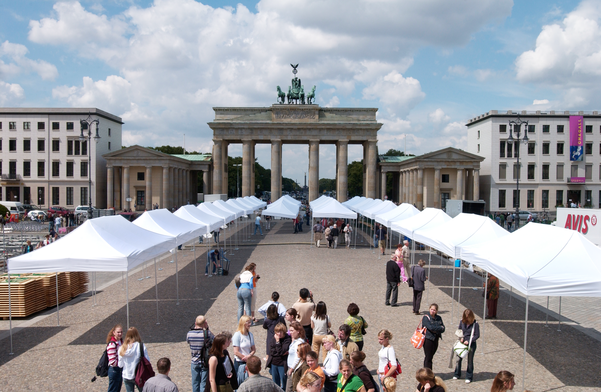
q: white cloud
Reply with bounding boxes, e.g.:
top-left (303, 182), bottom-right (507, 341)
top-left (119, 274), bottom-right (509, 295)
top-left (324, 96), bottom-right (340, 108)
top-left (533, 99), bottom-right (550, 105)
top-left (429, 108), bottom-right (450, 124)
top-left (474, 69), bottom-right (494, 82)
top-left (0, 41), bottom-right (58, 81)
top-left (0, 81), bottom-right (25, 105)
top-left (362, 71), bottom-right (425, 116)
top-left (448, 65), bottom-right (494, 82)
top-left (448, 65), bottom-right (469, 77)
top-left (52, 75), bottom-right (132, 114)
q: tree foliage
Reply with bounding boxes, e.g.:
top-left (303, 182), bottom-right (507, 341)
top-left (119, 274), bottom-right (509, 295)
top-left (348, 161), bottom-right (364, 197)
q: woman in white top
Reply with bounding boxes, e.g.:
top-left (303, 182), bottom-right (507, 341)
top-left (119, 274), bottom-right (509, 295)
top-left (311, 301), bottom-right (331, 363)
top-left (118, 327), bottom-right (150, 392)
top-left (232, 315), bottom-right (256, 386)
top-left (377, 329), bottom-right (397, 390)
top-left (321, 334), bottom-right (342, 392)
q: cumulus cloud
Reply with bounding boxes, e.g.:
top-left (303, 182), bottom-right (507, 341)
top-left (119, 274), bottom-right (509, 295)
top-left (52, 75), bottom-right (132, 114)
top-left (0, 41), bottom-right (58, 81)
top-left (533, 99), bottom-right (550, 105)
top-left (429, 108), bottom-right (450, 124)
top-left (363, 71), bottom-right (425, 116)
top-left (0, 81), bottom-right (25, 105)
top-left (448, 65), bottom-right (494, 82)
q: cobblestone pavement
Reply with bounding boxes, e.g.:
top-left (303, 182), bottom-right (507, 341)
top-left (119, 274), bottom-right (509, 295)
top-left (0, 219), bottom-right (600, 391)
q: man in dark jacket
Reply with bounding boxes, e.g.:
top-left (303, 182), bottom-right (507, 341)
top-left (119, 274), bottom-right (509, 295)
top-left (385, 255), bottom-right (401, 306)
top-left (411, 259), bottom-right (428, 314)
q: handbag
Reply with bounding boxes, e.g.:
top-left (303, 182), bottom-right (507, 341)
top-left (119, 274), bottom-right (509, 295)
top-left (217, 382), bottom-right (234, 392)
top-left (134, 342), bottom-right (155, 388)
top-left (453, 322), bottom-right (475, 359)
top-left (410, 321), bottom-right (426, 349)
top-left (384, 347), bottom-right (402, 378)
top-left (360, 316), bottom-right (367, 335)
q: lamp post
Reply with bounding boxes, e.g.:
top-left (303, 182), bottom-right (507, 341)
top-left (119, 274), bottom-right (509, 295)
top-left (508, 116), bottom-right (529, 230)
top-left (233, 163), bottom-right (241, 198)
top-left (80, 114), bottom-right (100, 220)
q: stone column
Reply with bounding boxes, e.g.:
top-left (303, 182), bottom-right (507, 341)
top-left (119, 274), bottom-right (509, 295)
top-left (434, 168), bottom-right (441, 208)
top-left (309, 140), bottom-right (320, 202)
top-left (221, 142), bottom-right (229, 195)
top-left (242, 140), bottom-right (251, 197)
top-left (398, 172), bottom-right (403, 203)
top-left (381, 170), bottom-right (387, 200)
top-left (270, 140), bottom-right (282, 201)
top-left (185, 170), bottom-right (190, 204)
top-left (457, 168), bottom-right (464, 200)
top-left (417, 168), bottom-right (424, 209)
top-left (212, 140), bottom-right (222, 195)
top-left (123, 166), bottom-right (130, 211)
top-left (169, 167), bottom-right (175, 208)
top-left (337, 140), bottom-right (348, 202)
top-left (473, 168), bottom-right (480, 201)
top-left (107, 166), bottom-right (114, 209)
top-left (250, 142), bottom-right (256, 197)
top-left (145, 166), bottom-right (152, 210)
top-left (162, 166), bottom-right (169, 209)
top-left (362, 145), bottom-right (367, 196)
top-left (411, 170), bottom-right (417, 205)
top-left (366, 140), bottom-right (377, 198)
top-left (203, 170), bottom-right (210, 195)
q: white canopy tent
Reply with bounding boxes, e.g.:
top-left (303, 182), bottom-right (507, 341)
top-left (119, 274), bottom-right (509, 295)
top-left (247, 196), bottom-right (267, 208)
top-left (282, 195), bottom-right (301, 206)
top-left (356, 199), bottom-right (383, 216)
top-left (363, 200), bottom-right (397, 220)
top-left (174, 205), bottom-right (222, 233)
top-left (310, 198), bottom-right (358, 248)
top-left (197, 203), bottom-right (235, 253)
top-left (348, 197), bottom-right (374, 212)
top-left (261, 198), bottom-right (299, 219)
top-left (310, 195), bottom-right (333, 209)
top-left (211, 200), bottom-right (244, 252)
top-left (461, 223), bottom-right (601, 391)
top-left (341, 196), bottom-right (363, 208)
top-left (236, 197), bottom-right (259, 212)
top-left (374, 203), bottom-right (420, 227)
top-left (226, 199), bottom-right (254, 215)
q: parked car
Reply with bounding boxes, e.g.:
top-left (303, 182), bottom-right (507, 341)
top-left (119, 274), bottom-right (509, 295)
top-left (74, 205), bottom-right (95, 216)
top-left (511, 211), bottom-right (538, 221)
top-left (47, 206), bottom-right (70, 218)
top-left (22, 204), bottom-right (40, 213)
top-left (27, 210), bottom-right (48, 221)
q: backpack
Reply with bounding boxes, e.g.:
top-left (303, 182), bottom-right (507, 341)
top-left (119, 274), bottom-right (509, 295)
top-left (134, 342), bottom-right (155, 388)
top-left (200, 329), bottom-right (213, 366)
top-left (94, 345), bottom-right (109, 378)
top-left (235, 274), bottom-right (241, 288)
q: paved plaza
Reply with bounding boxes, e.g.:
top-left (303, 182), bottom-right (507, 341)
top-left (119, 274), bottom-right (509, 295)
top-left (0, 219), bottom-right (600, 391)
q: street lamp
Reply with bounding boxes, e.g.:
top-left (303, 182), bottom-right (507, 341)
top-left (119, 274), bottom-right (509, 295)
top-left (80, 113), bottom-right (100, 220)
top-left (508, 115), bottom-right (529, 230)
top-left (233, 163), bottom-right (241, 198)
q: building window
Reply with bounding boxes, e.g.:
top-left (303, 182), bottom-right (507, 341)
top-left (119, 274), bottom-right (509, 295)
top-left (586, 125), bottom-right (593, 134)
top-left (586, 164), bottom-right (592, 180)
top-left (499, 141), bottom-right (506, 158)
top-left (80, 187), bottom-right (88, 206)
top-left (513, 163), bottom-right (520, 180)
top-left (542, 164), bottom-right (549, 180)
top-left (37, 161), bottom-right (45, 177)
top-left (66, 122), bottom-right (74, 130)
top-left (52, 139), bottom-right (60, 152)
top-left (0, 139), bottom-right (2, 151)
top-left (542, 142), bottom-right (550, 155)
top-left (543, 124), bottom-right (550, 133)
top-left (527, 190), bottom-right (534, 208)
top-left (499, 190), bottom-right (506, 208)
top-left (82, 140), bottom-right (88, 155)
top-left (23, 139), bottom-right (31, 152)
top-left (137, 172), bottom-right (145, 181)
top-left (557, 124), bottom-right (564, 133)
top-left (9, 122), bottom-right (16, 130)
top-left (0, 122), bottom-right (2, 130)
top-left (528, 125), bottom-right (535, 133)
top-left (557, 142), bottom-right (564, 155)
top-left (52, 161), bottom-right (60, 177)
top-left (9, 139), bottom-right (16, 151)
top-left (9, 161), bottom-right (16, 177)
top-left (542, 190), bottom-right (549, 209)
top-left (527, 164), bottom-right (535, 180)
top-left (585, 190), bottom-right (592, 207)
top-left (571, 164), bottom-right (578, 178)
top-left (38, 139), bottom-right (45, 152)
top-left (507, 143), bottom-right (513, 158)
top-left (477, 144), bottom-right (480, 153)
top-left (586, 143), bottom-right (593, 155)
top-left (66, 187), bottom-right (74, 206)
top-left (67, 140), bottom-right (73, 155)
top-left (513, 190), bottom-right (520, 208)
top-left (52, 187), bottom-right (59, 205)
top-left (557, 164), bottom-right (564, 180)
top-left (66, 161), bottom-right (74, 177)
top-left (23, 122), bottom-right (31, 130)
top-left (108, 141), bottom-right (111, 150)
top-left (52, 122), bottom-right (60, 130)
top-left (477, 130), bottom-right (480, 139)
top-left (527, 142), bottom-right (535, 155)
top-left (23, 161), bottom-right (31, 177)
top-left (81, 161), bottom-right (88, 177)
top-left (556, 190), bottom-right (563, 207)
top-left (74, 140), bottom-right (80, 155)
top-left (441, 174), bottom-right (450, 183)
top-left (38, 122), bottom-right (45, 130)
top-left (108, 128), bottom-right (111, 136)
top-left (499, 164), bottom-right (507, 180)
top-left (38, 187), bottom-right (45, 205)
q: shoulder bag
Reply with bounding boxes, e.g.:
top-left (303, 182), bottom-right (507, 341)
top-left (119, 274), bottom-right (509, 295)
top-left (408, 266), bottom-right (415, 288)
top-left (410, 319), bottom-right (426, 349)
top-left (452, 322), bottom-right (475, 359)
top-left (134, 342), bottom-right (155, 388)
top-left (384, 346), bottom-right (402, 378)
top-left (360, 316), bottom-right (367, 335)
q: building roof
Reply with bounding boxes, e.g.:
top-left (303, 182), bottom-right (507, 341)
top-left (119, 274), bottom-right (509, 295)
top-left (379, 155), bottom-right (414, 163)
top-left (0, 107), bottom-right (124, 124)
top-left (171, 154), bottom-right (211, 162)
top-left (466, 110), bottom-right (601, 126)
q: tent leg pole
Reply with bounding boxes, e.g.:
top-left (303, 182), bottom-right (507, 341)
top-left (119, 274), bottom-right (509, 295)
top-left (458, 262), bottom-right (463, 305)
top-left (509, 286), bottom-right (513, 307)
top-left (175, 249), bottom-right (180, 306)
top-left (194, 245), bottom-right (198, 290)
top-left (9, 275), bottom-right (13, 355)
top-left (523, 296), bottom-right (529, 392)
top-left (451, 261), bottom-right (455, 327)
top-left (126, 271), bottom-right (130, 330)
top-left (545, 296), bottom-right (550, 327)
top-left (154, 258), bottom-right (160, 325)
top-left (427, 248), bottom-right (431, 305)
top-left (557, 297), bottom-right (562, 331)
top-left (354, 219), bottom-right (357, 250)
top-left (56, 273), bottom-right (60, 326)
top-left (482, 271), bottom-right (488, 356)
top-left (235, 219), bottom-right (239, 250)
top-left (310, 217), bottom-right (313, 249)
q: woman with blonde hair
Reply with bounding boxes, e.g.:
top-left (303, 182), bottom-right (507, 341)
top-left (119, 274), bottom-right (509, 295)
top-left (297, 371), bottom-right (322, 392)
top-left (337, 359), bottom-right (365, 392)
top-left (118, 327), bottom-right (150, 392)
top-left (414, 367), bottom-right (448, 392)
top-left (321, 334), bottom-right (342, 392)
top-left (106, 324), bottom-right (123, 392)
top-left (382, 377), bottom-right (396, 392)
top-left (453, 309), bottom-right (480, 384)
top-left (232, 315), bottom-right (256, 386)
top-left (490, 370), bottom-right (515, 392)
top-left (377, 329), bottom-right (397, 390)
top-left (269, 323), bottom-right (291, 389)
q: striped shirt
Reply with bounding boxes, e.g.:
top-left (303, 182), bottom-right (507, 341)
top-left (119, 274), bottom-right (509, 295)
top-left (107, 338), bottom-right (122, 367)
top-left (186, 328), bottom-right (215, 364)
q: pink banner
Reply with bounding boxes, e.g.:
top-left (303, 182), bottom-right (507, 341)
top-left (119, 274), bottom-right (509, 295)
top-left (570, 116), bottom-right (583, 161)
top-left (569, 177), bottom-right (585, 184)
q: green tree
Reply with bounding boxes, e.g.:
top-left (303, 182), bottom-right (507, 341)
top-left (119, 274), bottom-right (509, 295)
top-left (347, 161), bottom-right (364, 197)
top-left (318, 178), bottom-right (336, 193)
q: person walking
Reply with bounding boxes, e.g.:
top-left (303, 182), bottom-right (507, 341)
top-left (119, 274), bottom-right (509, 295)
top-left (254, 214), bottom-right (263, 235)
top-left (485, 273), bottom-right (500, 319)
top-left (394, 244), bottom-right (408, 283)
top-left (186, 315), bottom-right (214, 392)
top-left (118, 327), bottom-right (150, 392)
top-left (330, 224), bottom-right (340, 248)
top-left (238, 355), bottom-right (284, 392)
top-left (313, 221), bottom-right (323, 248)
top-left (292, 288), bottom-right (315, 345)
top-left (269, 323), bottom-right (291, 390)
top-left (237, 267), bottom-right (254, 320)
top-left (310, 301), bottom-right (331, 362)
top-left (377, 225), bottom-right (387, 255)
top-left (401, 240), bottom-right (411, 279)
top-left (207, 333), bottom-right (238, 392)
top-left (421, 304), bottom-right (445, 370)
top-left (376, 330), bottom-right (397, 391)
top-left (324, 225), bottom-right (333, 248)
top-left (233, 316), bottom-right (256, 386)
top-left (411, 260), bottom-right (427, 315)
top-left (343, 223), bottom-right (353, 248)
top-left (106, 324), bottom-right (123, 392)
top-left (385, 255), bottom-right (401, 307)
top-left (142, 358), bottom-right (179, 392)
top-left (453, 309), bottom-right (480, 384)
top-left (344, 303), bottom-right (367, 351)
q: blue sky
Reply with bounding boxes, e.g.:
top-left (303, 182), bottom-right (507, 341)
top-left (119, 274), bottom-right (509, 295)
top-left (2, 0), bottom-right (601, 183)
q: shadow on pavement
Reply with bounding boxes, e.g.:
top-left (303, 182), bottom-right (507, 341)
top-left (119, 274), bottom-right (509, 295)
top-left (0, 326), bottom-right (66, 366)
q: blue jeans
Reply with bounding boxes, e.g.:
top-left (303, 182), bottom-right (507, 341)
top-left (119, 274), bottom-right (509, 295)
top-left (454, 341), bottom-right (477, 381)
top-left (107, 366), bottom-right (122, 392)
top-left (206, 254), bottom-right (217, 275)
top-left (234, 360), bottom-right (248, 386)
top-left (191, 362), bottom-right (209, 392)
top-left (123, 378), bottom-right (141, 392)
top-left (237, 288), bottom-right (252, 320)
top-left (271, 364), bottom-right (287, 390)
top-left (254, 223), bottom-right (263, 235)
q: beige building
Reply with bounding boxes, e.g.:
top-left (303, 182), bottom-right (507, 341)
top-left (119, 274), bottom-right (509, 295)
top-left (0, 108), bottom-right (122, 208)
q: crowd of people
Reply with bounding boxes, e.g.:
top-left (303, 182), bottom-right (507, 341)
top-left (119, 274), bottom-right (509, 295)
top-left (312, 218), bottom-right (353, 249)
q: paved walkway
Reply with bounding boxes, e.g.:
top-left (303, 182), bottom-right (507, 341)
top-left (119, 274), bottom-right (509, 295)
top-left (0, 219), bottom-right (600, 391)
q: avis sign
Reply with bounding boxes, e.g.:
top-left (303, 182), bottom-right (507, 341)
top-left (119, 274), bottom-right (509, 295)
top-left (556, 207), bottom-right (600, 245)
